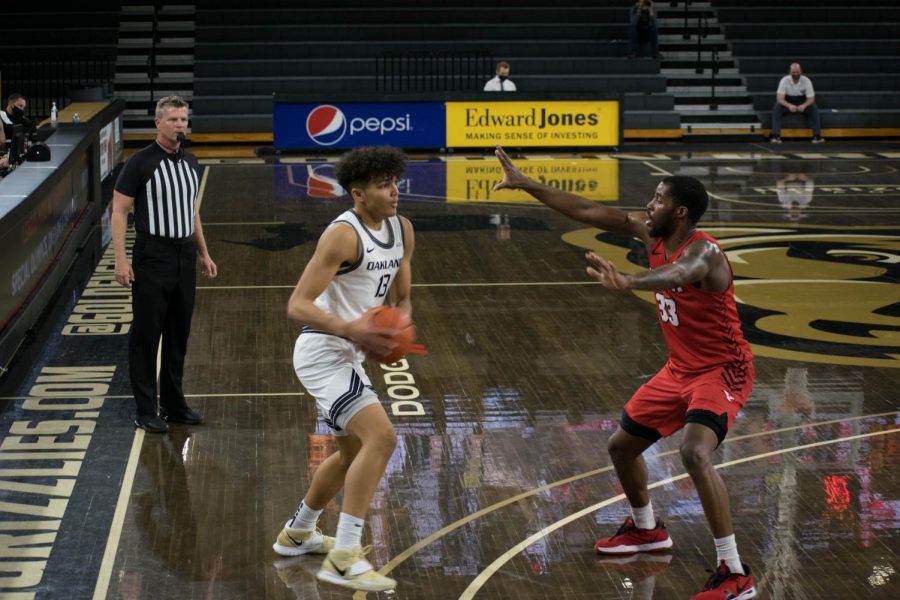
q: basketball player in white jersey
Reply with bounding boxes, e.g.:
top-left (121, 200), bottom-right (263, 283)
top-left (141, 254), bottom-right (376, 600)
top-left (273, 146), bottom-right (414, 593)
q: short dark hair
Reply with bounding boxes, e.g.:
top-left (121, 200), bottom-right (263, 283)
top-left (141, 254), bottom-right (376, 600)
top-left (7, 93), bottom-right (24, 105)
top-left (661, 175), bottom-right (708, 224)
top-left (335, 146), bottom-right (407, 194)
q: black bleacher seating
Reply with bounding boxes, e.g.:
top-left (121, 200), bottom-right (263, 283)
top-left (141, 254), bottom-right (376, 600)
top-left (192, 1), bottom-right (675, 134)
top-left (714, 2), bottom-right (900, 134)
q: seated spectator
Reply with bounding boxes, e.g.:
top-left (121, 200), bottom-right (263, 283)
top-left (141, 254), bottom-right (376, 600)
top-left (770, 63), bottom-right (824, 144)
top-left (2, 93), bottom-right (34, 141)
top-left (484, 61), bottom-right (517, 92)
top-left (628, 0), bottom-right (663, 59)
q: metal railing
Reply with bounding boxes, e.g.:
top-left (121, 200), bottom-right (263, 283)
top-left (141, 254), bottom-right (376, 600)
top-left (147, 0), bottom-right (162, 114)
top-left (376, 51), bottom-right (494, 93)
top-left (691, 7), bottom-right (720, 110)
top-left (0, 58), bottom-right (114, 119)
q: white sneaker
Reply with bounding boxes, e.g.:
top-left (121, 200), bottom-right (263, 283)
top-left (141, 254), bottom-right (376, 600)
top-left (273, 525), bottom-right (334, 556)
top-left (317, 545), bottom-right (397, 592)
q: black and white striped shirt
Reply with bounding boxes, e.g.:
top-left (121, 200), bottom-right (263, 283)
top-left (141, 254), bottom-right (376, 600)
top-left (114, 142), bottom-right (200, 239)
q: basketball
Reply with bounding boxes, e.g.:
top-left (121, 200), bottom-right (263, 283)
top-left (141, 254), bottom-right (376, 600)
top-left (366, 306), bottom-right (416, 363)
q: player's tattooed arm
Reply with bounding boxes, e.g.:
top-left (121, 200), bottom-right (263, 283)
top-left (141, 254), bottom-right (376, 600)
top-left (586, 240), bottom-right (718, 291)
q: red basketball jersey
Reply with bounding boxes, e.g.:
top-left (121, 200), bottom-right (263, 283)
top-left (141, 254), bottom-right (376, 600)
top-left (648, 230), bottom-right (752, 373)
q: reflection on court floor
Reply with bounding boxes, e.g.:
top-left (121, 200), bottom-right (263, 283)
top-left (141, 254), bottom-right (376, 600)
top-left (0, 151), bottom-right (898, 599)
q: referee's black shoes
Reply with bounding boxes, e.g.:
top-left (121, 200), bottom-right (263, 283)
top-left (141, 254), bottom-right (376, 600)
top-left (160, 407), bottom-right (204, 425)
top-left (134, 415), bottom-right (169, 433)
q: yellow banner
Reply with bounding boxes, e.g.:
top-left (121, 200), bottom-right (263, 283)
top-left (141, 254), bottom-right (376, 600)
top-left (446, 159), bottom-right (619, 203)
top-left (446, 101), bottom-right (619, 147)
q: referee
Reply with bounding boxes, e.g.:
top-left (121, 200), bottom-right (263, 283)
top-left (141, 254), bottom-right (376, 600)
top-left (112, 95), bottom-right (217, 433)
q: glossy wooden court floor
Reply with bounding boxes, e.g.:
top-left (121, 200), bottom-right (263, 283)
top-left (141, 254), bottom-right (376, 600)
top-left (1, 145), bottom-right (899, 599)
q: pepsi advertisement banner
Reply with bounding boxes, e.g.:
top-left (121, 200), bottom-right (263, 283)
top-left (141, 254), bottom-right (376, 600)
top-left (274, 102), bottom-right (446, 149)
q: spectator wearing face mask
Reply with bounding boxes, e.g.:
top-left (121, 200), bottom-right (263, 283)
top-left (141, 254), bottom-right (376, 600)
top-left (770, 63), bottom-right (824, 144)
top-left (2, 93), bottom-right (34, 141)
top-left (484, 61), bottom-right (517, 92)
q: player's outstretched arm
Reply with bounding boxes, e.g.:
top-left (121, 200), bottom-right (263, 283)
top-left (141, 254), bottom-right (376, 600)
top-left (288, 223), bottom-right (396, 356)
top-left (493, 145), bottom-right (650, 244)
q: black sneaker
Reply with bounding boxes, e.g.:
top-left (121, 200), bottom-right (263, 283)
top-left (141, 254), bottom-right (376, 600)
top-left (812, 136), bottom-right (825, 144)
top-left (134, 415), bottom-right (169, 433)
top-left (161, 407), bottom-right (204, 424)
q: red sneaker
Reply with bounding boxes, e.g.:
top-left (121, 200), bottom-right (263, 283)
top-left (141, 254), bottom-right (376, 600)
top-left (593, 516), bottom-right (673, 555)
top-left (692, 561), bottom-right (757, 599)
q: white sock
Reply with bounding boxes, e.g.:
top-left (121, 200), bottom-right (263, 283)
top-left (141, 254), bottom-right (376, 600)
top-left (288, 501), bottom-right (322, 531)
top-left (334, 512), bottom-right (364, 552)
top-left (631, 501), bottom-right (656, 530)
top-left (714, 534), bottom-right (743, 574)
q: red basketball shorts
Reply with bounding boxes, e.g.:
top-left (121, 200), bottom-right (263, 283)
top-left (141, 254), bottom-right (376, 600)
top-left (621, 360), bottom-right (754, 445)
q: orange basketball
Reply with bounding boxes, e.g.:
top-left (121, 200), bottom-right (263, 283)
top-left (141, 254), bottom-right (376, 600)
top-left (366, 306), bottom-right (416, 363)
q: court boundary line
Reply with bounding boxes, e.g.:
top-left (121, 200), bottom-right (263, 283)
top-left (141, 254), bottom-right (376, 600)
top-left (91, 429), bottom-right (144, 599)
top-left (458, 426), bottom-right (900, 599)
top-left (350, 410), bottom-right (900, 599)
top-left (193, 276), bottom-right (899, 292)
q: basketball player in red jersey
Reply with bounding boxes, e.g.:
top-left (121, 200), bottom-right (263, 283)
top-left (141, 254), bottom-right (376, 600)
top-left (494, 146), bottom-right (756, 600)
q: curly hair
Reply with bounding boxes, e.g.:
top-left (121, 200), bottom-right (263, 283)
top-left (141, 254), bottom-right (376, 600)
top-left (335, 146), bottom-right (407, 195)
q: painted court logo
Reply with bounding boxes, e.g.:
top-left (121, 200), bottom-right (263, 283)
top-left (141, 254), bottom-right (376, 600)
top-left (306, 105), bottom-right (347, 146)
top-left (564, 225), bottom-right (900, 368)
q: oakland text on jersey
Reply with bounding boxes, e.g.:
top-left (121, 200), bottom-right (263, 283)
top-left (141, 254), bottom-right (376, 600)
top-left (366, 258), bottom-right (402, 271)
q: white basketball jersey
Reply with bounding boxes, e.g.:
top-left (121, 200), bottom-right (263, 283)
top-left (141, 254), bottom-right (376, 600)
top-left (311, 210), bottom-right (405, 325)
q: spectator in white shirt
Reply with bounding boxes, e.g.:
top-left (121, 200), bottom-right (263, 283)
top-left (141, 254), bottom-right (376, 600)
top-left (770, 63), bottom-right (824, 144)
top-left (484, 61), bottom-right (517, 92)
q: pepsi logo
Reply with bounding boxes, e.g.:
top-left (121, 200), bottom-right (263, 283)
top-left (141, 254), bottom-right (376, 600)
top-left (306, 105), bottom-right (347, 146)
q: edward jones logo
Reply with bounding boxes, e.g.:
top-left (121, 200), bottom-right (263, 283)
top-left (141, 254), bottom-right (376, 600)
top-left (305, 105), bottom-right (413, 147)
top-left (464, 108), bottom-right (599, 128)
top-left (446, 100), bottom-right (619, 147)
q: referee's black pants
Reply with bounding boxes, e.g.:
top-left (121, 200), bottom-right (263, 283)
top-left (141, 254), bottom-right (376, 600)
top-left (129, 233), bottom-right (197, 419)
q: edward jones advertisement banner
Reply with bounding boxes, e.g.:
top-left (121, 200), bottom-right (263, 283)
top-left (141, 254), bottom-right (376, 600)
top-left (274, 102), bottom-right (446, 149)
top-left (446, 101), bottom-right (619, 147)
top-left (445, 159), bottom-right (619, 202)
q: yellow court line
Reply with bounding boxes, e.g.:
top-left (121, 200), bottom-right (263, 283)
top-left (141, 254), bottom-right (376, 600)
top-left (459, 427), bottom-right (900, 599)
top-left (351, 410), bottom-right (900, 599)
top-left (91, 429), bottom-right (144, 600)
top-left (197, 166), bottom-right (209, 211)
top-left (642, 160), bottom-right (674, 177)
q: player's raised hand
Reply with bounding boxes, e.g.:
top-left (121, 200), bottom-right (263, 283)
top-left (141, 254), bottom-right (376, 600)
top-left (493, 145), bottom-right (531, 191)
top-left (585, 252), bottom-right (631, 290)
